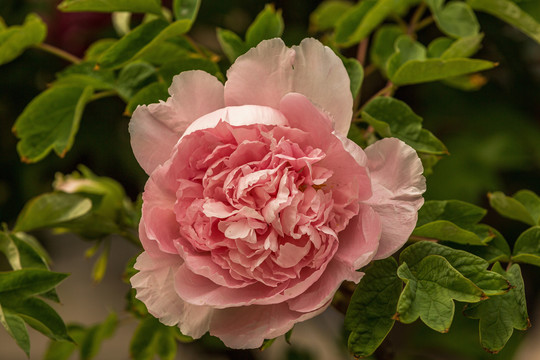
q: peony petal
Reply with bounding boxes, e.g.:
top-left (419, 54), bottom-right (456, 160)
top-left (131, 252), bottom-right (213, 338)
top-left (291, 38), bottom-right (353, 136)
top-left (209, 301), bottom-right (329, 349)
top-left (182, 105), bottom-right (287, 139)
top-left (224, 38), bottom-right (295, 110)
top-left (363, 138), bottom-right (426, 259)
top-left (279, 93), bottom-right (372, 203)
top-left (287, 259), bottom-right (363, 313)
top-left (334, 204), bottom-right (382, 270)
top-left (225, 38), bottom-right (353, 136)
top-left (129, 70), bottom-right (224, 174)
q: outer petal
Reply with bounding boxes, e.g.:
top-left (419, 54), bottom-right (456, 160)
top-left (334, 204), bottom-right (382, 270)
top-left (131, 252), bottom-right (213, 338)
top-left (363, 138), bottom-right (426, 259)
top-left (225, 38), bottom-right (353, 136)
top-left (224, 38), bottom-right (295, 110)
top-left (291, 38), bottom-right (353, 136)
top-left (129, 70), bottom-right (224, 174)
top-left (209, 301), bottom-right (329, 349)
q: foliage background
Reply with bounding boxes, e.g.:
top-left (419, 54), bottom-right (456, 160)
top-left (1, 0), bottom-right (540, 359)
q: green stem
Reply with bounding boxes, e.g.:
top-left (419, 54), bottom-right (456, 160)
top-left (414, 15), bottom-right (435, 32)
top-left (89, 90), bottom-right (118, 102)
top-left (408, 2), bottom-right (428, 36)
top-left (34, 43), bottom-right (82, 64)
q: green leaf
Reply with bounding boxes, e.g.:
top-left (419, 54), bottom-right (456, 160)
top-left (13, 85), bottom-right (94, 163)
top-left (427, 37), bottom-right (454, 58)
top-left (216, 28), bottom-right (248, 63)
top-left (84, 39), bottom-right (117, 60)
top-left (334, 0), bottom-right (377, 46)
top-left (361, 97), bottom-right (447, 155)
top-left (489, 190), bottom-right (540, 226)
top-left (463, 263), bottom-right (530, 353)
top-left (0, 269), bottom-right (68, 302)
top-left (390, 58), bottom-right (496, 85)
top-left (440, 33), bottom-right (484, 59)
top-left (442, 73), bottom-right (488, 91)
top-left (0, 231), bottom-right (50, 273)
top-left (335, 0), bottom-right (418, 47)
top-left (400, 241), bottom-right (510, 296)
top-left (79, 313), bottom-right (118, 360)
top-left (260, 338), bottom-right (276, 351)
top-left (345, 258), bottom-right (402, 358)
top-left (245, 4), bottom-right (284, 48)
top-left (396, 255), bottom-right (485, 332)
top-left (413, 200), bottom-right (492, 245)
top-left (55, 61), bottom-right (115, 90)
top-left (130, 316), bottom-right (177, 360)
top-left (414, 221), bottom-right (490, 245)
top-left (14, 192), bottom-right (92, 232)
top-left (341, 57), bottom-right (363, 98)
top-left (369, 25), bottom-right (405, 74)
top-left (91, 242), bottom-right (110, 283)
top-left (158, 55), bottom-right (222, 85)
top-left (309, 0), bottom-right (352, 32)
top-left (173, 0), bottom-right (201, 22)
top-left (126, 82), bottom-right (169, 115)
top-left (44, 324), bottom-right (86, 360)
top-left (10, 297), bottom-right (70, 341)
top-left (58, 0), bottom-right (162, 14)
top-left (450, 225), bottom-right (512, 264)
top-left (115, 62), bottom-right (157, 101)
top-left (512, 226), bottom-right (540, 266)
top-left (386, 35), bottom-right (426, 78)
top-left (0, 13), bottom-right (47, 66)
top-left (0, 305), bottom-right (30, 357)
top-left (139, 38), bottom-right (192, 66)
top-left (98, 19), bottom-right (191, 69)
top-left (427, 0), bottom-right (480, 38)
top-left (468, 0), bottom-right (540, 44)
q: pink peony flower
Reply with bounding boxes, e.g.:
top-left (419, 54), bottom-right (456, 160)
top-left (129, 38), bottom-right (425, 348)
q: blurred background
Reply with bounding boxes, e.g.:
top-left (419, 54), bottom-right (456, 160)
top-left (1, 0), bottom-right (540, 359)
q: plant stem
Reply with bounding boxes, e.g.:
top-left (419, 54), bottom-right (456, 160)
top-left (356, 37), bottom-right (369, 66)
top-left (90, 90), bottom-right (118, 102)
top-left (408, 2), bottom-right (427, 36)
top-left (414, 16), bottom-right (435, 32)
top-left (34, 43), bottom-right (82, 64)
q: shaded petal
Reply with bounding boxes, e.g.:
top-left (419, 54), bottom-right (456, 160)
top-left (334, 204), bottom-right (382, 270)
top-left (364, 138), bottom-right (426, 259)
top-left (129, 70), bottom-right (224, 174)
top-left (131, 252), bottom-right (213, 338)
top-left (209, 301), bottom-right (329, 349)
top-left (225, 38), bottom-right (353, 136)
top-left (287, 260), bottom-right (363, 313)
top-left (182, 105), bottom-right (287, 139)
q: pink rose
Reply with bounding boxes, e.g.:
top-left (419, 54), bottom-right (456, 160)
top-left (129, 38), bottom-right (425, 348)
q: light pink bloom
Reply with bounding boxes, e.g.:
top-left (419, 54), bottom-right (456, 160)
top-left (129, 38), bottom-right (425, 349)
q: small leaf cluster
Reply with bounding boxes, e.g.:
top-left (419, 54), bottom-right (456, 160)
top-left (0, 229), bottom-right (70, 356)
top-left (345, 190), bottom-right (540, 357)
top-left (345, 242), bottom-right (527, 357)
